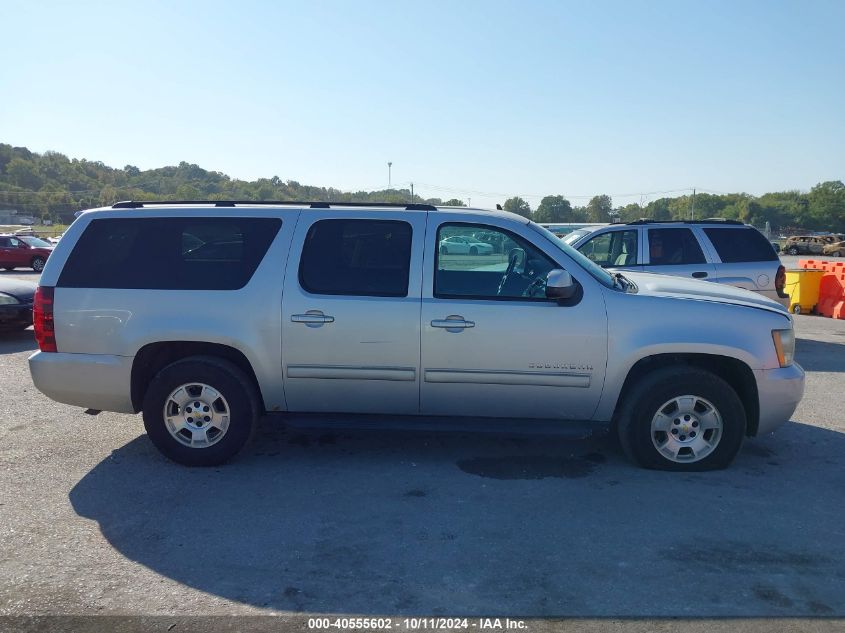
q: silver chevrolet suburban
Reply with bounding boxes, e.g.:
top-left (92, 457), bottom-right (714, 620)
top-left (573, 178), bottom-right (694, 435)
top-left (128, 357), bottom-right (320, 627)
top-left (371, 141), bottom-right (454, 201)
top-left (28, 201), bottom-right (805, 471)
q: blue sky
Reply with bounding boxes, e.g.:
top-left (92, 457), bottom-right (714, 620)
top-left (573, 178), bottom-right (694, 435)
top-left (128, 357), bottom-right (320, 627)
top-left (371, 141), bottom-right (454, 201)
top-left (1, 0), bottom-right (843, 208)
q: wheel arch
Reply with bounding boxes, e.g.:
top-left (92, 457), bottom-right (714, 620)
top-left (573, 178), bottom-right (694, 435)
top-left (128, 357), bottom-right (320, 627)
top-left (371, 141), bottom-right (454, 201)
top-left (613, 353), bottom-right (760, 436)
top-left (131, 341), bottom-right (263, 414)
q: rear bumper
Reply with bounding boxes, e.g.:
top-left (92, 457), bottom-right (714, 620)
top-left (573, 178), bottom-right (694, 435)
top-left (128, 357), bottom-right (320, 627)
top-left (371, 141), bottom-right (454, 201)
top-left (753, 363), bottom-right (805, 435)
top-left (28, 351), bottom-right (135, 414)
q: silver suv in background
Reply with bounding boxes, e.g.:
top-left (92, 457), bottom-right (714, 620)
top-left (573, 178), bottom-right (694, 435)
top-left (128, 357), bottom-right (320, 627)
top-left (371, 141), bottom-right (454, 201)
top-left (29, 202), bottom-right (804, 471)
top-left (566, 220), bottom-right (788, 307)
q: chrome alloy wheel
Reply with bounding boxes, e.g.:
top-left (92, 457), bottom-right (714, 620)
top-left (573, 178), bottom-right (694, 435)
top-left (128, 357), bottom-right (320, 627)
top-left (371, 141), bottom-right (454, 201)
top-left (650, 395), bottom-right (723, 463)
top-left (163, 383), bottom-right (231, 448)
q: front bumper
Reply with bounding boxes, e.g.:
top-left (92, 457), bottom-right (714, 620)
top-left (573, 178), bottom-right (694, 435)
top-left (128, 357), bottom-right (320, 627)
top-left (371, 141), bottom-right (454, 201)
top-left (28, 351), bottom-right (135, 414)
top-left (753, 363), bottom-right (805, 435)
top-left (0, 304), bottom-right (33, 328)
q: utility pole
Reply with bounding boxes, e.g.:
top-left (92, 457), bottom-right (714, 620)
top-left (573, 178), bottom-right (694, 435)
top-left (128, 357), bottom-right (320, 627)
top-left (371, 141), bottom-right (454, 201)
top-left (467, 198), bottom-right (471, 207)
top-left (387, 162), bottom-right (392, 191)
top-left (690, 188), bottom-right (696, 220)
top-left (410, 182), bottom-right (414, 202)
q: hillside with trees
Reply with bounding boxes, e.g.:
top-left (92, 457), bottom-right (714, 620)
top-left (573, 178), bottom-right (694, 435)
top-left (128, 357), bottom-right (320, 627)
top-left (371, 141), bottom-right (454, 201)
top-left (1, 143), bottom-right (843, 232)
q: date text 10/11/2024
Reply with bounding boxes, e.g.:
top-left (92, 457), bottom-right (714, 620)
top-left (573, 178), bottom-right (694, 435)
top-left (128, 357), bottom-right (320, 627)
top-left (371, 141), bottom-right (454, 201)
top-left (308, 618), bottom-right (529, 630)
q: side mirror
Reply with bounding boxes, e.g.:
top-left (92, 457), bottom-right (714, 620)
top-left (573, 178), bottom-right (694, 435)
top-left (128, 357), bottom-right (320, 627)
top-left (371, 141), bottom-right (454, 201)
top-left (546, 269), bottom-right (577, 301)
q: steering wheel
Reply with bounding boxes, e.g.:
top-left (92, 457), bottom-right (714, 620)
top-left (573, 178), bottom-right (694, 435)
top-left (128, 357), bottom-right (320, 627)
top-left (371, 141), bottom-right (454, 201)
top-left (496, 248), bottom-right (525, 296)
top-left (521, 276), bottom-right (547, 298)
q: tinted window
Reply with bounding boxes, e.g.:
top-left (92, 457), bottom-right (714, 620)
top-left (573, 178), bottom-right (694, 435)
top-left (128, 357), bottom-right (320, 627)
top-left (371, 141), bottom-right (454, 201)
top-left (703, 227), bottom-right (778, 262)
top-left (577, 230), bottom-right (638, 267)
top-left (647, 228), bottom-right (705, 265)
top-left (436, 223), bottom-right (557, 300)
top-left (0, 238), bottom-right (10, 247)
top-left (58, 217), bottom-right (281, 290)
top-left (299, 219), bottom-right (412, 297)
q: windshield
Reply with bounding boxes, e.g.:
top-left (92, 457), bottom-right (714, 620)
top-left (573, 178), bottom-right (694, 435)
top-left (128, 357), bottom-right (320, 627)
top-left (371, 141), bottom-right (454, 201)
top-left (562, 229), bottom-right (592, 245)
top-left (20, 236), bottom-right (52, 248)
top-left (528, 222), bottom-right (614, 288)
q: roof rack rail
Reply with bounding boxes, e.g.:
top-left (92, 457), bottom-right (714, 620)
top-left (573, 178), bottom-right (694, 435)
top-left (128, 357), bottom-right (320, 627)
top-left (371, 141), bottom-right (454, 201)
top-left (626, 218), bottom-right (744, 225)
top-left (111, 200), bottom-right (437, 211)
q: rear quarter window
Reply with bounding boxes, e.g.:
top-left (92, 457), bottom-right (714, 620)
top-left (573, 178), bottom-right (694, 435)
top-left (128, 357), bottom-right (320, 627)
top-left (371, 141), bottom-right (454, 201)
top-left (57, 217), bottom-right (282, 290)
top-left (703, 227), bottom-right (778, 263)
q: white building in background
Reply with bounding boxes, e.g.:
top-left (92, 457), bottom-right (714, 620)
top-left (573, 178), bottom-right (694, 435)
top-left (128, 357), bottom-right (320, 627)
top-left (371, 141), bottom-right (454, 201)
top-left (0, 209), bottom-right (36, 225)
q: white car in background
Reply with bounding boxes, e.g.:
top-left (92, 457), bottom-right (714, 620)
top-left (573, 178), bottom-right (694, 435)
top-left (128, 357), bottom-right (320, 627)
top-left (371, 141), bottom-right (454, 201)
top-left (439, 235), bottom-right (494, 255)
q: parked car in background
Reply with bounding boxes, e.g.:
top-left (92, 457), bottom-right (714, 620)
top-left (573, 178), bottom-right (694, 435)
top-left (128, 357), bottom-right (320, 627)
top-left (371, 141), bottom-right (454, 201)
top-left (29, 201), bottom-right (803, 472)
top-left (784, 235), bottom-right (826, 256)
top-left (566, 220), bottom-right (789, 307)
top-left (0, 276), bottom-right (36, 331)
top-left (438, 235), bottom-right (494, 255)
top-left (822, 240), bottom-right (845, 257)
top-left (0, 234), bottom-right (53, 272)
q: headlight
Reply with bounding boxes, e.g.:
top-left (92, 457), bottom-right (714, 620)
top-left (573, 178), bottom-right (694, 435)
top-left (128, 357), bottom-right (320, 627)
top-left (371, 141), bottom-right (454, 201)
top-left (772, 328), bottom-right (795, 367)
top-left (0, 292), bottom-right (20, 305)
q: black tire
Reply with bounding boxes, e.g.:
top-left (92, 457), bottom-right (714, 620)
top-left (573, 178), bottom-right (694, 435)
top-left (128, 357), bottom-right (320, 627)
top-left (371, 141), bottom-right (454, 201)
top-left (31, 257), bottom-right (46, 272)
top-left (469, 246), bottom-right (478, 255)
top-left (142, 356), bottom-right (260, 466)
top-left (616, 367), bottom-right (746, 471)
top-left (787, 246), bottom-right (799, 256)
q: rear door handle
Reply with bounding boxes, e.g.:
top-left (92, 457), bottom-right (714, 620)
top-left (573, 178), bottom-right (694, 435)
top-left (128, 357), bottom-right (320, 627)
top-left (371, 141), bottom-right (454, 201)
top-left (692, 271), bottom-right (708, 278)
top-left (291, 311), bottom-right (335, 325)
top-left (431, 316), bottom-right (475, 329)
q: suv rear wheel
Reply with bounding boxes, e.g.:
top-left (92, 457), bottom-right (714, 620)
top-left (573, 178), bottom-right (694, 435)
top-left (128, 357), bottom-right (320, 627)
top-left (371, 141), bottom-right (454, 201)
top-left (142, 356), bottom-right (260, 466)
top-left (617, 367), bottom-right (746, 471)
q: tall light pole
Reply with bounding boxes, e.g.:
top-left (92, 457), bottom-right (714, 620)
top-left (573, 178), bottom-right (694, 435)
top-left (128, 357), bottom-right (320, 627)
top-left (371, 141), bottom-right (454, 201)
top-left (387, 162), bottom-right (392, 190)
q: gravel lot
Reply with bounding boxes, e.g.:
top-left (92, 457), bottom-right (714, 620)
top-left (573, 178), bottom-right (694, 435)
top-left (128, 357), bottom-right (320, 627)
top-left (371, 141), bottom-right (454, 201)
top-left (1, 265), bottom-right (845, 619)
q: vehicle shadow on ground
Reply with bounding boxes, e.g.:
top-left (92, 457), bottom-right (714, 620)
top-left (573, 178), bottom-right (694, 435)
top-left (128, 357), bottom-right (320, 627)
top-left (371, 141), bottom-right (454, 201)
top-left (796, 337), bottom-right (845, 372)
top-left (0, 329), bottom-right (36, 354)
top-left (69, 420), bottom-right (845, 617)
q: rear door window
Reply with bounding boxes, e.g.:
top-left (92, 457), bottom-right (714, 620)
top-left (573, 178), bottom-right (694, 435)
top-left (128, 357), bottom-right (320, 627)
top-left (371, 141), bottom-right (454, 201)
top-left (58, 217), bottom-right (282, 290)
top-left (299, 219), bottom-right (412, 297)
top-left (703, 227), bottom-right (778, 262)
top-left (647, 228), bottom-right (706, 265)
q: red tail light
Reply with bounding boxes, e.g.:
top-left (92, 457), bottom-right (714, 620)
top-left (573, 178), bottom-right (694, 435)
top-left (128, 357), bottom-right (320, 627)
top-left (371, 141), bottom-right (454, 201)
top-left (775, 265), bottom-right (787, 297)
top-left (33, 286), bottom-right (57, 352)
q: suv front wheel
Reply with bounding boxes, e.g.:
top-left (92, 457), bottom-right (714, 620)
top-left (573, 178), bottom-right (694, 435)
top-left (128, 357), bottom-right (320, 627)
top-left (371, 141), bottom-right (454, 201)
top-left (142, 356), bottom-right (260, 466)
top-left (617, 367), bottom-right (746, 471)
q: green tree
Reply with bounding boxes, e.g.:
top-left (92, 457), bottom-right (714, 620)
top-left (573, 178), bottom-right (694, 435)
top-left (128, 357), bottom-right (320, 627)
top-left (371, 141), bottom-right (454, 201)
top-left (503, 196), bottom-right (532, 218)
top-left (617, 203), bottom-right (644, 223)
top-left (645, 198), bottom-right (673, 220)
top-left (808, 181), bottom-right (845, 232)
top-left (533, 195), bottom-right (573, 223)
top-left (6, 157), bottom-right (43, 190)
top-left (587, 194), bottom-right (612, 222)
top-left (442, 198), bottom-right (466, 206)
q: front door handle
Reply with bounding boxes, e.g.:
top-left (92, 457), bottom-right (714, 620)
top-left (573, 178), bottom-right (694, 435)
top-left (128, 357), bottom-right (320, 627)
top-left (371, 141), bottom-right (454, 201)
top-left (291, 311), bottom-right (335, 326)
top-left (431, 315), bottom-right (475, 329)
top-left (692, 271), bottom-right (708, 278)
